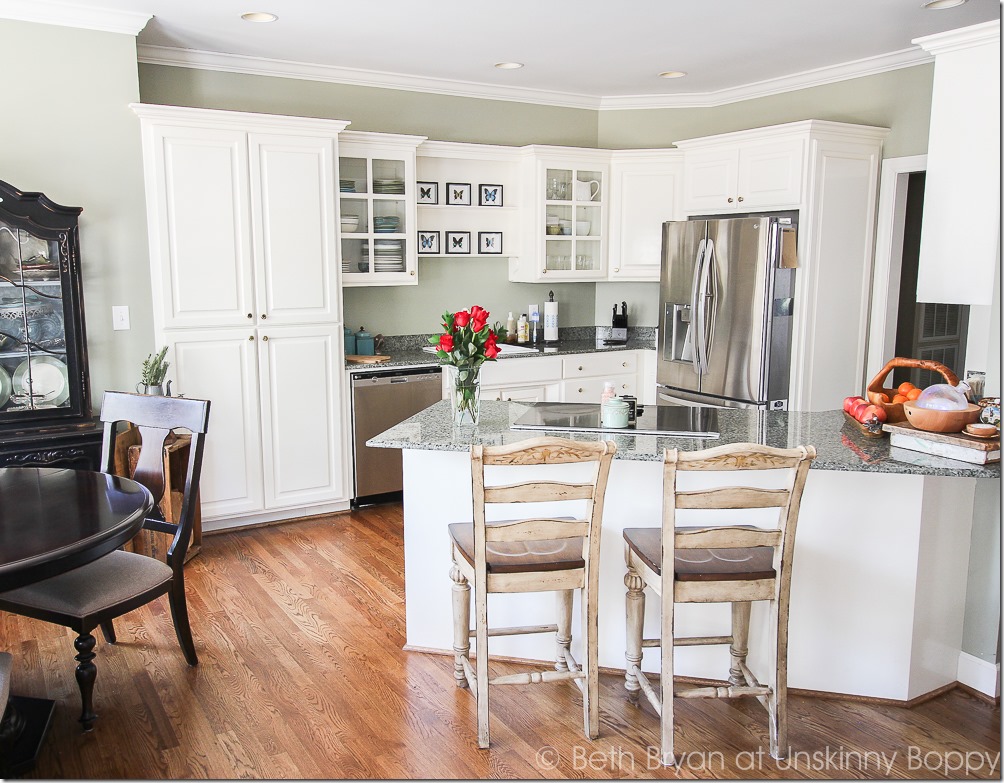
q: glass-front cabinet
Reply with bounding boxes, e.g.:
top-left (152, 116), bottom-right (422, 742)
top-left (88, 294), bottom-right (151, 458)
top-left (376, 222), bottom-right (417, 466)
top-left (0, 180), bottom-right (90, 426)
top-left (511, 147), bottom-right (610, 282)
top-left (338, 131), bottom-right (424, 287)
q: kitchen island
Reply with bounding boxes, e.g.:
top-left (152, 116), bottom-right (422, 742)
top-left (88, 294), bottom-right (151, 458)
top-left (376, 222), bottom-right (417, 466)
top-left (369, 401), bottom-right (999, 702)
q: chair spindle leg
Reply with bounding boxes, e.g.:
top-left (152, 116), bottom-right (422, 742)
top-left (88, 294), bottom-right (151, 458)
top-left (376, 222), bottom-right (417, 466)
top-left (555, 590), bottom-right (573, 671)
top-left (73, 632), bottom-right (98, 731)
top-left (449, 563), bottom-right (471, 688)
top-left (729, 601), bottom-right (751, 686)
top-left (624, 569), bottom-right (646, 698)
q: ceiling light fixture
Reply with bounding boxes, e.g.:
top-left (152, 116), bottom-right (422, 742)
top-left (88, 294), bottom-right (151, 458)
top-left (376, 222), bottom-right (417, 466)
top-left (922, 0), bottom-right (968, 8)
top-left (658, 71), bottom-right (687, 79)
top-left (241, 11), bottom-right (277, 22)
top-left (494, 62), bottom-right (524, 70)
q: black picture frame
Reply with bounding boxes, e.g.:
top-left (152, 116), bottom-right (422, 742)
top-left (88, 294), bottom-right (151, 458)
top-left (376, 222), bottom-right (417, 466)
top-left (446, 182), bottom-right (472, 206)
top-left (417, 230), bottom-right (440, 255)
top-left (417, 181), bottom-right (438, 205)
top-left (478, 231), bottom-right (503, 255)
top-left (478, 184), bottom-right (503, 207)
top-left (445, 231), bottom-right (471, 254)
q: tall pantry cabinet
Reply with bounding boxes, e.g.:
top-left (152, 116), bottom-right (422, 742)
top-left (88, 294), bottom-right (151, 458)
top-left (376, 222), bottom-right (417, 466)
top-left (132, 104), bottom-right (352, 527)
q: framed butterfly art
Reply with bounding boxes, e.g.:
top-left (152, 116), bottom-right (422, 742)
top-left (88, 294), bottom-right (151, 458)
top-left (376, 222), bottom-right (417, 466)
top-left (478, 232), bottom-right (503, 255)
top-left (445, 183), bottom-right (472, 206)
top-left (445, 231), bottom-right (471, 254)
top-left (417, 230), bottom-right (440, 255)
top-left (417, 181), bottom-right (439, 205)
top-left (478, 184), bottom-right (503, 207)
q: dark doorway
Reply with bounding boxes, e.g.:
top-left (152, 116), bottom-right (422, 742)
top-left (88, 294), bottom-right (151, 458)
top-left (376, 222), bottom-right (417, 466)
top-left (893, 172), bottom-right (969, 389)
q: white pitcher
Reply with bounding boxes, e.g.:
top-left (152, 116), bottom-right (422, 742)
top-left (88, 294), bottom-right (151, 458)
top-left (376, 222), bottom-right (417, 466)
top-left (574, 179), bottom-right (600, 201)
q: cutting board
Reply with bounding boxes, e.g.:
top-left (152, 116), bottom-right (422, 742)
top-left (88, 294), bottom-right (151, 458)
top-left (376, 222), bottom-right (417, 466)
top-left (882, 420), bottom-right (1000, 464)
top-left (346, 354), bottom-right (391, 364)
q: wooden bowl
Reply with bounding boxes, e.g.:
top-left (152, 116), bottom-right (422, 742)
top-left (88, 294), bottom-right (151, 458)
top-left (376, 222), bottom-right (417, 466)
top-left (902, 401), bottom-right (981, 433)
top-left (866, 357), bottom-right (959, 424)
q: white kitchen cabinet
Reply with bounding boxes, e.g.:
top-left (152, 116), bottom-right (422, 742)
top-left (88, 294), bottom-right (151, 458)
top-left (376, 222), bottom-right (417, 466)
top-left (339, 131), bottom-right (425, 287)
top-left (133, 105), bottom-right (347, 331)
top-left (560, 351), bottom-right (639, 402)
top-left (679, 134), bottom-right (804, 215)
top-left (416, 140), bottom-right (521, 259)
top-left (607, 150), bottom-right (683, 281)
top-left (133, 104), bottom-right (353, 527)
top-left (509, 146), bottom-right (611, 282)
top-left (914, 21), bottom-right (1000, 306)
top-left (476, 354), bottom-right (562, 402)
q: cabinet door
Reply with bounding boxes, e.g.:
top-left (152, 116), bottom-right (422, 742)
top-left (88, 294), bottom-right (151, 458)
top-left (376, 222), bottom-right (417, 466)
top-left (608, 159), bottom-right (681, 281)
top-left (249, 133), bottom-right (341, 324)
top-left (257, 324), bottom-right (347, 509)
top-left (147, 126), bottom-right (256, 330)
top-left (682, 148), bottom-right (739, 214)
top-left (737, 139), bottom-right (804, 209)
top-left (167, 328), bottom-right (264, 519)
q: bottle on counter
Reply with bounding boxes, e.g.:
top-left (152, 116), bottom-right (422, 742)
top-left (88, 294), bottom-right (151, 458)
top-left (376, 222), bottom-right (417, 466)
top-left (506, 312), bottom-right (517, 344)
top-left (517, 314), bottom-right (529, 344)
top-left (600, 380), bottom-right (616, 405)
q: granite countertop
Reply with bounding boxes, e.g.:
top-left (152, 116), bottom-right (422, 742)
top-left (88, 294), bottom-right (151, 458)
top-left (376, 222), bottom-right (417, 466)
top-left (345, 328), bottom-right (657, 371)
top-left (367, 400), bottom-right (1001, 479)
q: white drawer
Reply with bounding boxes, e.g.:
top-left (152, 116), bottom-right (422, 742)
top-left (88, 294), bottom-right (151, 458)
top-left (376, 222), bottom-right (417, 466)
top-left (562, 351), bottom-right (638, 378)
top-left (479, 355), bottom-right (562, 387)
top-left (561, 375), bottom-right (637, 402)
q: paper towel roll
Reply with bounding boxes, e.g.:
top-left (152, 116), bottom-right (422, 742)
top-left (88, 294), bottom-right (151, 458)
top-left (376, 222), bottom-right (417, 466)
top-left (544, 300), bottom-right (559, 342)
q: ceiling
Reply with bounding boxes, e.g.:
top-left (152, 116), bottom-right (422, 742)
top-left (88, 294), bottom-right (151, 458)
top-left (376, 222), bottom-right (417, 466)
top-left (6, 0), bottom-right (1001, 108)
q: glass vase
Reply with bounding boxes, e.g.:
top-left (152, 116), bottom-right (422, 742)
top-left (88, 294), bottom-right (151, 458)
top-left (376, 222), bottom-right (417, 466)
top-left (447, 365), bottom-right (481, 426)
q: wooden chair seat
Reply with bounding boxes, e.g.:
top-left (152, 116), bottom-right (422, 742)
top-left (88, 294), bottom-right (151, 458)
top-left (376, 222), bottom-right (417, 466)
top-left (623, 528), bottom-right (776, 582)
top-left (449, 523), bottom-right (584, 574)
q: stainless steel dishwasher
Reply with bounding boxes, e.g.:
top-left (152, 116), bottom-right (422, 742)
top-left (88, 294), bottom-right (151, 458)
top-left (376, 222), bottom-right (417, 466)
top-left (350, 365), bottom-right (442, 506)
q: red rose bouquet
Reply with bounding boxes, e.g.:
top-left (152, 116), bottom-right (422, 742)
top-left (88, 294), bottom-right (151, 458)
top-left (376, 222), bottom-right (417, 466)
top-left (430, 305), bottom-right (505, 424)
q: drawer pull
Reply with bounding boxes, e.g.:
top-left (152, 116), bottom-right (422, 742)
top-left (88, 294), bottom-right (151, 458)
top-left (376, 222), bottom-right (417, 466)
top-left (578, 387), bottom-right (584, 394)
top-left (578, 366), bottom-right (583, 371)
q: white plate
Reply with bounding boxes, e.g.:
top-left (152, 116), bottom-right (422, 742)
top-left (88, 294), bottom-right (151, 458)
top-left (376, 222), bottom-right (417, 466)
top-left (12, 355), bottom-right (70, 407)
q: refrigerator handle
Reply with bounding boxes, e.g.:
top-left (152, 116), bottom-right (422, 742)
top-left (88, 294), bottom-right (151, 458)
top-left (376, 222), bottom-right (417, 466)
top-left (695, 238), bottom-right (714, 375)
top-left (701, 238), bottom-right (719, 374)
top-left (690, 239), bottom-right (706, 376)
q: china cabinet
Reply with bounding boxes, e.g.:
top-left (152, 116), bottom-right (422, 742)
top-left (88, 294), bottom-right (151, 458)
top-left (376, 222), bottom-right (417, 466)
top-left (0, 180), bottom-right (101, 469)
top-left (339, 131), bottom-right (425, 286)
top-left (133, 104), bottom-right (353, 527)
top-left (510, 146), bottom-right (611, 282)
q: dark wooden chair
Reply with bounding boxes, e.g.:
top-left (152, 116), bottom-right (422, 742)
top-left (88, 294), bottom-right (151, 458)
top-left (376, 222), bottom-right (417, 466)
top-left (0, 391), bottom-right (210, 731)
top-left (623, 442), bottom-right (815, 766)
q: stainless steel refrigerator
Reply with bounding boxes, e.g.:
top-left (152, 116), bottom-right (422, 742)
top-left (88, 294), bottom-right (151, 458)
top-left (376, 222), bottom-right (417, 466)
top-left (657, 213), bottom-right (798, 410)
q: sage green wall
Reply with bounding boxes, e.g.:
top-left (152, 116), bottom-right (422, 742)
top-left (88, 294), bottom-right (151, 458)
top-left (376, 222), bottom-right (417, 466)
top-left (1, 20), bottom-right (152, 408)
top-left (597, 66), bottom-right (935, 160)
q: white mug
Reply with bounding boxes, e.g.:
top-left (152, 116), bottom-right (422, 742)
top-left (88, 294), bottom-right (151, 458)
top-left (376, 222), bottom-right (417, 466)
top-left (574, 179), bottom-right (600, 201)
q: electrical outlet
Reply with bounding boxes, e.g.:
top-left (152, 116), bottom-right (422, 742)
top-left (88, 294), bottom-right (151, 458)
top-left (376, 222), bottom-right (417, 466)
top-left (112, 305), bottom-right (130, 331)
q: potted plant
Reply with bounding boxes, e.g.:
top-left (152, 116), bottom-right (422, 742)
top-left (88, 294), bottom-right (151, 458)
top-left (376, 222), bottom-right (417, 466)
top-left (429, 306), bottom-right (504, 425)
top-left (136, 346), bottom-right (172, 396)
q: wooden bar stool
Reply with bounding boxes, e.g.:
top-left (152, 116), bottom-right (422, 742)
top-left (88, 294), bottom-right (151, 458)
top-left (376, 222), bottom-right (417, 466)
top-left (449, 436), bottom-right (616, 748)
top-left (623, 442), bottom-right (815, 766)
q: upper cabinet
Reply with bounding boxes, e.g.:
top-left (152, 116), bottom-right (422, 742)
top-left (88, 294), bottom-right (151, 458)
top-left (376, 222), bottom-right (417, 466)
top-left (678, 133), bottom-right (804, 214)
top-left (914, 21), bottom-right (1000, 306)
top-left (338, 131), bottom-right (425, 287)
top-left (509, 146), bottom-right (611, 282)
top-left (607, 150), bottom-right (683, 281)
top-left (133, 104), bottom-right (349, 331)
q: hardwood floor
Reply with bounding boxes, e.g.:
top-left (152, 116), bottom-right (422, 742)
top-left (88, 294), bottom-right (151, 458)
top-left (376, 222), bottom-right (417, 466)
top-left (2, 504), bottom-right (999, 779)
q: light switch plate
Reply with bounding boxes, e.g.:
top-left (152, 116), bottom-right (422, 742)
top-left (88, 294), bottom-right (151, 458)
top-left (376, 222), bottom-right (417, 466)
top-left (112, 305), bottom-right (130, 331)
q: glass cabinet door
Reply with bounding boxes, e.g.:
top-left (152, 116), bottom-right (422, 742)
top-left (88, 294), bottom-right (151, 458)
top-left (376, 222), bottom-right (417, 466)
top-left (0, 182), bottom-right (89, 425)
top-left (340, 154), bottom-right (408, 279)
top-left (543, 166), bottom-right (603, 275)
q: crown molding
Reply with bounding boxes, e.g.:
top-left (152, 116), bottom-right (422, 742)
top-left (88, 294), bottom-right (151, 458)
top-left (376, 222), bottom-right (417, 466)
top-left (0, 0), bottom-right (150, 35)
top-left (913, 19), bottom-right (1000, 56)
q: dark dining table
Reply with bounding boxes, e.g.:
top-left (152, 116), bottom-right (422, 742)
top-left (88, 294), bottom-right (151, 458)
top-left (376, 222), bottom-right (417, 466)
top-left (0, 466), bottom-right (153, 775)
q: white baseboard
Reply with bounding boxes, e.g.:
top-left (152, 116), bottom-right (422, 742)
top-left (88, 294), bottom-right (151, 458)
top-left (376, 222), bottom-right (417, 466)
top-left (957, 651), bottom-right (1001, 698)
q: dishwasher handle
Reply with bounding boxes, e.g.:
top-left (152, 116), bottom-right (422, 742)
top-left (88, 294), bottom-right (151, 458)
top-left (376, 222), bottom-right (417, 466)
top-left (350, 367), bottom-right (442, 387)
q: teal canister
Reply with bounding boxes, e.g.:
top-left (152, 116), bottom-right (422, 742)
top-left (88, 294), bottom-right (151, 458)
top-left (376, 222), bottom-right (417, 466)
top-left (355, 327), bottom-right (375, 356)
top-left (344, 326), bottom-right (356, 356)
top-left (601, 397), bottom-right (630, 429)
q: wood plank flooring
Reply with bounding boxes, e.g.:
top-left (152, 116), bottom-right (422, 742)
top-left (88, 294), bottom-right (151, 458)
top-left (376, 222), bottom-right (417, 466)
top-left (2, 504), bottom-right (999, 779)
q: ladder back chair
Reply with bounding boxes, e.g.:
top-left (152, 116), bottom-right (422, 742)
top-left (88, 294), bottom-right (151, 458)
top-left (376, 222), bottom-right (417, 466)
top-left (0, 391), bottom-right (210, 731)
top-left (449, 436), bottom-right (616, 748)
top-left (623, 442), bottom-right (815, 765)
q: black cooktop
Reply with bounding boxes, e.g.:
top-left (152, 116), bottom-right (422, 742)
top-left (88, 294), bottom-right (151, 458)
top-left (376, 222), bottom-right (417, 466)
top-left (510, 402), bottom-right (719, 438)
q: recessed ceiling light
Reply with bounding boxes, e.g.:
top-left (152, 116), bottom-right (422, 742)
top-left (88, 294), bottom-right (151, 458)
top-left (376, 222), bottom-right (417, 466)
top-left (241, 11), bottom-right (277, 22)
top-left (658, 71), bottom-right (687, 79)
top-left (922, 0), bottom-right (967, 8)
top-left (494, 62), bottom-right (524, 70)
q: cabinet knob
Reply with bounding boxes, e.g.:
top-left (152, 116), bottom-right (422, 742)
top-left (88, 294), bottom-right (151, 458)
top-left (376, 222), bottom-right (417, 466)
top-left (738, 196), bottom-right (744, 203)
top-left (578, 387), bottom-right (584, 394)
top-left (260, 313), bottom-right (267, 320)
top-left (613, 268), bottom-right (619, 273)
top-left (622, 361), bottom-right (628, 367)
top-left (410, 270), bottom-right (416, 276)
top-left (247, 313), bottom-right (253, 319)
top-left (542, 269), bottom-right (547, 274)
top-left (249, 335), bottom-right (255, 341)
top-left (727, 197), bottom-right (734, 203)
top-left (578, 366), bottom-right (583, 371)
top-left (262, 335), bottom-right (269, 342)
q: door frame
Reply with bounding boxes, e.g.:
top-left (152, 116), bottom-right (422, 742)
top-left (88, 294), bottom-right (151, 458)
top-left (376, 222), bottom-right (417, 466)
top-left (865, 154), bottom-right (927, 385)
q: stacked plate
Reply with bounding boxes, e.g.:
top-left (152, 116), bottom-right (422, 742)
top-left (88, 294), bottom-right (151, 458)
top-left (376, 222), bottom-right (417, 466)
top-left (373, 179), bottom-right (405, 195)
top-left (373, 240), bottom-right (404, 272)
top-left (373, 215), bottom-right (400, 233)
top-left (339, 179), bottom-right (356, 193)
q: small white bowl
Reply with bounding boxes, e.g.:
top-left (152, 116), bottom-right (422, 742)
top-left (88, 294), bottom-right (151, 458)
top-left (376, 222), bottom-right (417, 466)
top-left (575, 221), bottom-right (590, 235)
